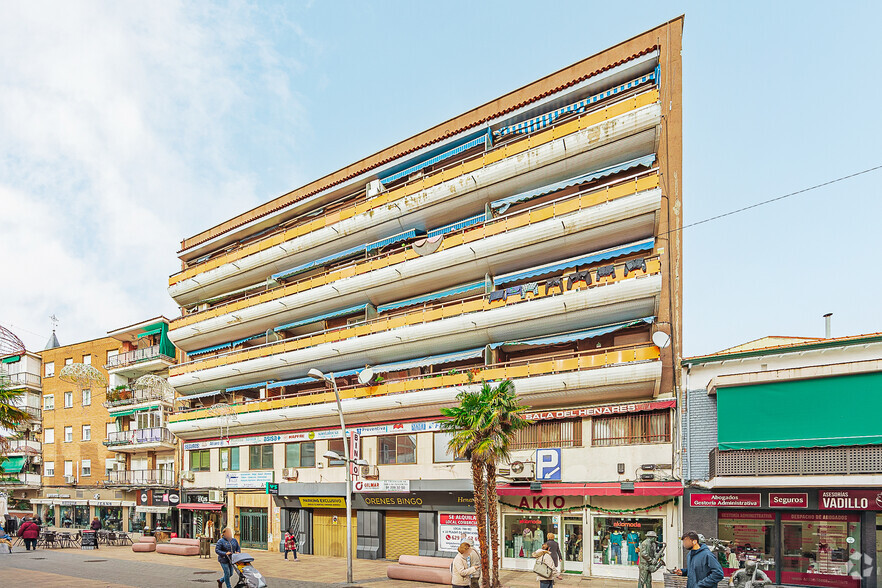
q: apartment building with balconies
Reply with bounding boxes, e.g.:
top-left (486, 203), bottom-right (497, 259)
top-left (166, 18), bottom-right (683, 574)
top-left (681, 331), bottom-right (882, 588)
top-left (0, 349), bottom-right (44, 512)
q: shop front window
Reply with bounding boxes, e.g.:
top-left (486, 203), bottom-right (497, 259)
top-left (129, 510), bottom-right (146, 533)
top-left (96, 506), bottom-right (123, 531)
top-left (592, 517), bottom-right (663, 567)
top-left (717, 512), bottom-right (776, 579)
top-left (781, 512), bottom-right (861, 588)
top-left (59, 506), bottom-right (75, 528)
top-left (503, 514), bottom-right (559, 559)
top-left (562, 515), bottom-right (584, 572)
top-left (58, 505), bottom-right (89, 527)
top-left (154, 512), bottom-right (172, 530)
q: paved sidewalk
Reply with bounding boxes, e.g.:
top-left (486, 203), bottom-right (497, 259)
top-left (2, 544), bottom-right (664, 588)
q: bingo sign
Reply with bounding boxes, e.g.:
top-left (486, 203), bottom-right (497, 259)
top-left (438, 513), bottom-right (480, 552)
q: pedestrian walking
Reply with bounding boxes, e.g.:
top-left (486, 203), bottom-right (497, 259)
top-left (284, 528), bottom-right (298, 561)
top-left (545, 532), bottom-right (563, 578)
top-left (91, 517), bottom-right (102, 531)
top-left (674, 531), bottom-right (724, 588)
top-left (532, 542), bottom-right (556, 588)
top-left (215, 527), bottom-right (241, 588)
top-left (19, 517), bottom-right (40, 551)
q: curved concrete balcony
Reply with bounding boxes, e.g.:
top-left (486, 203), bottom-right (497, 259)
top-left (169, 178), bottom-right (661, 351)
top-left (168, 90), bottom-right (661, 306)
top-left (169, 356), bottom-right (662, 438)
top-left (168, 270), bottom-right (662, 395)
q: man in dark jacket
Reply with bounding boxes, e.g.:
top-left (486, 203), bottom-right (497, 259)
top-left (675, 531), bottom-right (724, 588)
top-left (19, 517), bottom-right (40, 551)
top-left (215, 528), bottom-right (241, 588)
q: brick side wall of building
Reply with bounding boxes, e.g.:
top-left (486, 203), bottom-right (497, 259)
top-left (681, 389), bottom-right (717, 481)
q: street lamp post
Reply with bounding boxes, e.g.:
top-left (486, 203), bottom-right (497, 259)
top-left (309, 368), bottom-right (353, 585)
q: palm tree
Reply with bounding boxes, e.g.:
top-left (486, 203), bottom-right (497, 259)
top-left (441, 380), bottom-right (532, 588)
top-left (0, 377), bottom-right (29, 431)
top-left (441, 386), bottom-right (493, 588)
top-left (481, 380), bottom-right (532, 588)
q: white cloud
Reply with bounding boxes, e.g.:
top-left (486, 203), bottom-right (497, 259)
top-left (0, 1), bottom-right (307, 350)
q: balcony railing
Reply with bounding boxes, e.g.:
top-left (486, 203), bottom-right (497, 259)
top-left (172, 341), bottom-right (660, 422)
top-left (105, 345), bottom-right (176, 370)
top-left (104, 387), bottom-right (174, 409)
top-left (14, 405), bottom-right (41, 422)
top-left (0, 372), bottom-right (41, 388)
top-left (709, 446), bottom-right (882, 477)
top-left (170, 87), bottom-right (660, 286)
top-left (171, 254), bottom-right (661, 377)
top-left (106, 469), bottom-right (176, 486)
top-left (0, 472), bottom-right (40, 486)
top-left (103, 427), bottom-right (175, 447)
top-left (7, 439), bottom-right (42, 454)
top-left (171, 166), bottom-right (659, 330)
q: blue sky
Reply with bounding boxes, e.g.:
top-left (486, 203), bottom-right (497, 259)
top-left (1, 1), bottom-right (880, 355)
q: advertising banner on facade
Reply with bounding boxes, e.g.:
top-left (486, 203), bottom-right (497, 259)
top-left (819, 489), bottom-right (882, 510)
top-left (438, 513), bottom-right (479, 552)
top-left (225, 471), bottom-right (274, 489)
top-left (298, 496), bottom-right (346, 508)
top-left (689, 493), bottom-right (761, 508)
top-left (353, 480), bottom-right (410, 493)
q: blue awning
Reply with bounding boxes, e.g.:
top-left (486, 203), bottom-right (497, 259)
top-left (232, 333), bottom-right (265, 346)
top-left (272, 229), bottom-right (423, 282)
top-left (188, 341), bottom-right (233, 357)
top-left (380, 131), bottom-right (490, 186)
top-left (427, 214), bottom-right (486, 238)
top-left (377, 282), bottom-right (484, 314)
top-left (494, 239), bottom-right (654, 286)
top-left (267, 348), bottom-right (485, 390)
top-left (365, 228), bottom-right (423, 253)
top-left (225, 381), bottom-right (268, 392)
top-left (181, 389), bottom-right (225, 401)
top-left (490, 154), bottom-right (656, 213)
top-left (274, 303), bottom-right (368, 332)
top-left (490, 318), bottom-right (654, 349)
top-left (494, 70), bottom-right (657, 139)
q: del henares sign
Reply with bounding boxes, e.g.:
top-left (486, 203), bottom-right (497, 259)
top-left (820, 490), bottom-right (882, 511)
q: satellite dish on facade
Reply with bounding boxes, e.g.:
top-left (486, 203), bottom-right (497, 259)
top-left (652, 331), bottom-right (671, 349)
top-left (357, 368), bottom-right (375, 386)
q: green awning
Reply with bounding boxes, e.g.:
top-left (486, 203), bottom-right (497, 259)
top-left (1, 456), bottom-right (25, 473)
top-left (717, 372), bottom-right (882, 450)
top-left (1, 355), bottom-right (20, 364)
top-left (137, 324), bottom-right (163, 339)
top-left (110, 404), bottom-right (159, 418)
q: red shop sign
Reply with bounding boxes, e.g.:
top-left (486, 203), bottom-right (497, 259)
top-left (689, 493), bottom-right (761, 508)
top-left (781, 512), bottom-right (861, 523)
top-left (769, 492), bottom-right (808, 508)
top-left (820, 490), bottom-right (882, 511)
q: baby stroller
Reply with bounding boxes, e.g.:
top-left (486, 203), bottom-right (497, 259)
top-left (229, 553), bottom-right (268, 588)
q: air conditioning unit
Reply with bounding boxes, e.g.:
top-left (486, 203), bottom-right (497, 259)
top-left (282, 467), bottom-right (298, 481)
top-left (32, 455), bottom-right (42, 464)
top-left (113, 463), bottom-right (125, 472)
top-left (180, 471), bottom-right (195, 482)
top-left (360, 465), bottom-right (379, 479)
top-left (32, 422), bottom-right (41, 432)
top-left (208, 490), bottom-right (224, 503)
top-left (366, 179), bottom-right (383, 199)
top-left (507, 461), bottom-right (535, 481)
top-left (64, 475), bottom-right (77, 485)
top-left (116, 455), bottom-right (127, 463)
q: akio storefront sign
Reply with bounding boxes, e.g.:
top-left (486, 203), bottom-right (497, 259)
top-left (768, 492), bottom-right (808, 508)
top-left (689, 493), bottom-right (761, 508)
top-left (820, 490), bottom-right (882, 511)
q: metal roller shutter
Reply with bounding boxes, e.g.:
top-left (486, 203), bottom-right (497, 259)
top-left (385, 510), bottom-right (419, 560)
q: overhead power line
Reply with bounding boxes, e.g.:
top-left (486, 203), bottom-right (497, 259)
top-left (663, 164), bottom-right (882, 237)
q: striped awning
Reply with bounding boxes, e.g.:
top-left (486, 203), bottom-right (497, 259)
top-left (231, 333), bottom-right (265, 346)
top-left (365, 229), bottom-right (423, 253)
top-left (274, 304), bottom-right (368, 332)
top-left (427, 214), bottom-right (486, 238)
top-left (489, 318), bottom-right (654, 349)
top-left (108, 403), bottom-right (160, 415)
top-left (225, 381), bottom-right (268, 392)
top-left (490, 154), bottom-right (656, 213)
top-left (180, 389), bottom-right (225, 401)
top-left (494, 68), bottom-right (658, 138)
top-left (188, 341), bottom-right (233, 357)
top-left (494, 239), bottom-right (654, 285)
top-left (377, 282), bottom-right (484, 314)
top-left (1, 456), bottom-right (25, 473)
top-left (380, 131), bottom-right (490, 186)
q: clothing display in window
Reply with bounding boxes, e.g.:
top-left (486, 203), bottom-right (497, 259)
top-left (624, 257), bottom-right (647, 276)
top-left (627, 531), bottom-right (640, 565)
top-left (609, 531), bottom-right (623, 564)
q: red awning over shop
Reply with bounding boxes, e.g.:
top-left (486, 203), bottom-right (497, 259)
top-left (176, 502), bottom-right (225, 511)
top-left (496, 482), bottom-right (683, 497)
